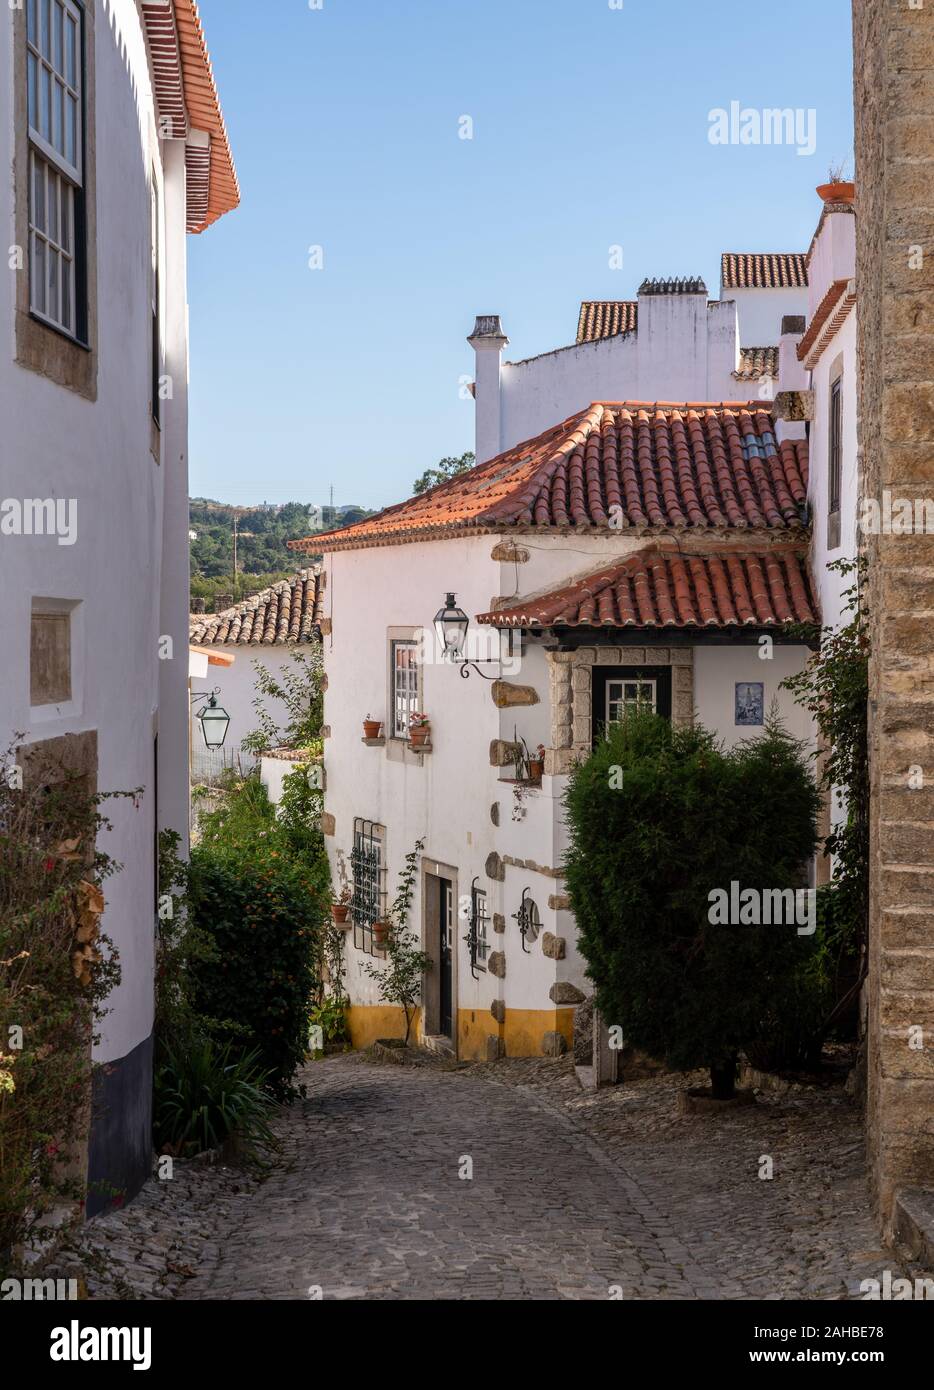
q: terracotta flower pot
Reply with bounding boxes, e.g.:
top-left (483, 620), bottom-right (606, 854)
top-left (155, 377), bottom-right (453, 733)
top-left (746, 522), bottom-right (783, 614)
top-left (331, 903), bottom-right (350, 924)
top-left (816, 181), bottom-right (854, 204)
top-left (528, 759), bottom-right (544, 782)
top-left (373, 920), bottom-right (390, 947)
top-left (363, 719), bottom-right (382, 739)
top-left (410, 727), bottom-right (430, 748)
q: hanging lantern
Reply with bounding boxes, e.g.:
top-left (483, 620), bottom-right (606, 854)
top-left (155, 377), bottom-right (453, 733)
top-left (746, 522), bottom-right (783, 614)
top-left (198, 694), bottom-right (230, 749)
top-left (433, 592), bottom-right (470, 661)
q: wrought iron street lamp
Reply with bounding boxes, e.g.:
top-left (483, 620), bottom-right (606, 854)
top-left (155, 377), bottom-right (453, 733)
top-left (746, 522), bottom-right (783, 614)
top-left (191, 689), bottom-right (231, 749)
top-left (433, 591), bottom-right (498, 680)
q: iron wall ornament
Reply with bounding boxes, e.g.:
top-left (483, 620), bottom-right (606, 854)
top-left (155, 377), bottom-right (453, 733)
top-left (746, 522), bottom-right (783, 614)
top-left (463, 875), bottom-right (482, 979)
top-left (512, 886), bottom-right (541, 953)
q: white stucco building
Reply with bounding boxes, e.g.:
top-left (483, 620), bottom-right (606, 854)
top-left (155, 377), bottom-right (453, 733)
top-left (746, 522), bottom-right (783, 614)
top-left (292, 400), bottom-right (818, 1060)
top-left (188, 567), bottom-right (325, 781)
top-left (0, 0), bottom-right (237, 1214)
top-left (469, 256), bottom-right (809, 465)
top-left (290, 208), bottom-right (862, 1063)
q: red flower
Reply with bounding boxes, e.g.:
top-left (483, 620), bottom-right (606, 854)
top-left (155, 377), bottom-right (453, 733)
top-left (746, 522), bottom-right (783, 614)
top-left (43, 858), bottom-right (55, 872)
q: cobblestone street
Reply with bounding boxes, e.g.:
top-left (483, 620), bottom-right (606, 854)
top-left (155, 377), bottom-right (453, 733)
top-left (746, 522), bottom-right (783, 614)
top-left (59, 1052), bottom-right (923, 1301)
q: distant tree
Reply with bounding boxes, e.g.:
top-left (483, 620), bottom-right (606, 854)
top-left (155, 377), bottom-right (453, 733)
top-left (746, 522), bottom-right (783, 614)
top-left (412, 452), bottom-right (475, 496)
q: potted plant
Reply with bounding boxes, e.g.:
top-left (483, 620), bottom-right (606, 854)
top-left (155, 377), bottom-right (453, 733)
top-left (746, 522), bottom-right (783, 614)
top-left (528, 743), bottom-right (546, 782)
top-left (372, 917), bottom-right (391, 948)
top-left (332, 851), bottom-right (353, 925)
top-left (409, 711), bottom-right (431, 748)
top-left (816, 162), bottom-right (854, 204)
top-left (363, 714), bottom-right (382, 739)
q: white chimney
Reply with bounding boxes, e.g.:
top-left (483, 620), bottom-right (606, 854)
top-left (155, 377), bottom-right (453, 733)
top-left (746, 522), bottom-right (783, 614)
top-left (774, 314), bottom-right (809, 444)
top-left (468, 315), bottom-right (508, 464)
top-left (778, 315), bottom-right (808, 392)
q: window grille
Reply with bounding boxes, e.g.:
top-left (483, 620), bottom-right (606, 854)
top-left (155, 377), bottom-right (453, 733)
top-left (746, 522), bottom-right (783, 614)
top-left (351, 817), bottom-right (387, 957)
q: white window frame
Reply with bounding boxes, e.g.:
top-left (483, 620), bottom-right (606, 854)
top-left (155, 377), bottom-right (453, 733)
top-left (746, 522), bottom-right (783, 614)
top-left (473, 885), bottom-right (490, 966)
top-left (391, 639), bottom-right (419, 739)
top-left (26, 0), bottom-right (83, 336)
top-left (606, 678), bottom-right (657, 725)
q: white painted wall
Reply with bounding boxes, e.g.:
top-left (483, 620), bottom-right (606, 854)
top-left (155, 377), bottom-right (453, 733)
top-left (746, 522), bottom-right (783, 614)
top-left (325, 528), bottom-right (817, 1046)
top-left (487, 292), bottom-right (782, 459)
top-left (0, 0), bottom-right (187, 1067)
top-left (693, 644), bottom-right (815, 751)
top-left (723, 285), bottom-right (809, 345)
top-left (806, 210), bottom-right (856, 317)
top-left (808, 310), bottom-right (858, 632)
top-left (190, 647), bottom-right (296, 772)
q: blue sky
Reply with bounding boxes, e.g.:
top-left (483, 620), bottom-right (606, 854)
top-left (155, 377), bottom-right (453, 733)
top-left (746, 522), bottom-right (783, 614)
top-left (189, 0), bottom-right (854, 511)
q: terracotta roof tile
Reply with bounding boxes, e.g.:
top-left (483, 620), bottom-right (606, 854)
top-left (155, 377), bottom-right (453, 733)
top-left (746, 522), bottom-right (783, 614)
top-left (290, 402), bottom-right (810, 554)
top-left (721, 253), bottom-right (808, 290)
top-left (476, 546), bottom-right (817, 632)
top-left (189, 568), bottom-right (324, 646)
top-left (170, 1), bottom-right (239, 232)
top-left (576, 301), bottom-right (638, 344)
top-left (797, 278), bottom-right (856, 367)
top-left (734, 346), bottom-right (779, 381)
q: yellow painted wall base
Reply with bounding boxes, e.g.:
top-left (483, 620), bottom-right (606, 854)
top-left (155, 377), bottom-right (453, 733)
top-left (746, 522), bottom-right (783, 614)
top-left (346, 1004), bottom-right (574, 1059)
top-left (346, 1005), bottom-right (422, 1050)
top-left (457, 1007), bottom-right (575, 1061)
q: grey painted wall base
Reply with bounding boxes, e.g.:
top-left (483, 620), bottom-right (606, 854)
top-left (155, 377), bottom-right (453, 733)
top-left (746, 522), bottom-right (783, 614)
top-left (86, 1031), bottom-right (153, 1219)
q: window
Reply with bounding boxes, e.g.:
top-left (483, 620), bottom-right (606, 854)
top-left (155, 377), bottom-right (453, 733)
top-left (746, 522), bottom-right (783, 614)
top-left (27, 0), bottom-right (84, 337)
top-left (471, 884), bottom-right (490, 967)
top-left (829, 376), bottom-right (843, 516)
top-left (30, 609), bottom-right (71, 705)
top-left (606, 678), bottom-right (657, 725)
top-left (351, 818), bottom-right (387, 957)
top-left (391, 640), bottom-right (419, 738)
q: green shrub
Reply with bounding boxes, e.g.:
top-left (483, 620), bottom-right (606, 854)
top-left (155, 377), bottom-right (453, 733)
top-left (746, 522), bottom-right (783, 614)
top-left (187, 845), bottom-right (326, 1099)
top-left (564, 711), bottom-right (822, 1097)
top-left (153, 1039), bottom-right (277, 1162)
top-left (1, 746), bottom-right (126, 1260)
top-left (308, 995), bottom-right (349, 1054)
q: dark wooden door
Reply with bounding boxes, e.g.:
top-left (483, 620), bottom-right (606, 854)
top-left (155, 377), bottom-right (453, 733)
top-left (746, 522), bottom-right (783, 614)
top-left (439, 877), bottom-right (453, 1038)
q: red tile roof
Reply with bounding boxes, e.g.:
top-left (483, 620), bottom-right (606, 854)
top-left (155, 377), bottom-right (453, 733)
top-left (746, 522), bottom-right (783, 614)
top-left (576, 301), bottom-right (638, 344)
top-left (797, 278), bottom-right (856, 367)
top-left (721, 253), bottom-right (808, 290)
top-left (289, 402), bottom-right (809, 554)
top-left (734, 346), bottom-right (779, 381)
top-left (189, 569), bottom-right (323, 646)
top-left (141, 2), bottom-right (239, 233)
top-left (476, 546), bottom-right (817, 632)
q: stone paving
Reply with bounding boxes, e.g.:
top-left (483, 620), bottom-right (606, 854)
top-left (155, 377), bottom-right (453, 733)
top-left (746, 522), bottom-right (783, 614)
top-left (53, 1051), bottom-right (924, 1300)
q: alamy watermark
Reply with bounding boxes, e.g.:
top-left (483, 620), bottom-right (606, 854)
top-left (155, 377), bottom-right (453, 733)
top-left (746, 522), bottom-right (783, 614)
top-left (708, 882), bottom-right (816, 936)
top-left (1, 497), bottom-right (77, 546)
top-left (708, 102), bottom-right (817, 157)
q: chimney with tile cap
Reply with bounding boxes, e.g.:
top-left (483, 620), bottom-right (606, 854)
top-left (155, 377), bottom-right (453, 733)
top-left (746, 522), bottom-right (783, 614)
top-left (636, 277), bottom-right (708, 400)
top-left (468, 315), bottom-right (508, 464)
top-left (774, 314), bottom-right (809, 443)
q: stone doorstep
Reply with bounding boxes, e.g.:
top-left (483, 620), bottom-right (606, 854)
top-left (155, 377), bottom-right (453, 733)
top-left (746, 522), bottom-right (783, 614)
top-left (422, 1034), bottom-right (455, 1059)
top-left (893, 1188), bottom-right (934, 1272)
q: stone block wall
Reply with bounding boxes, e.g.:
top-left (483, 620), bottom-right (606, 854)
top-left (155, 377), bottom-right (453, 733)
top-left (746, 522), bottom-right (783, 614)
top-left (854, 0), bottom-right (934, 1234)
top-left (546, 647), bottom-right (694, 775)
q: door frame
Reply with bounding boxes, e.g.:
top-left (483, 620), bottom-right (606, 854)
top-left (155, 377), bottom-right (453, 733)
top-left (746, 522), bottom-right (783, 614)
top-left (591, 665), bottom-right (673, 745)
top-left (421, 856), bottom-right (459, 1050)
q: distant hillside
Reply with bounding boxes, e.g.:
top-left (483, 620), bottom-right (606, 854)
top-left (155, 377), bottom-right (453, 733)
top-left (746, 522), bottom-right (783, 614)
top-left (189, 499), bottom-right (373, 607)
